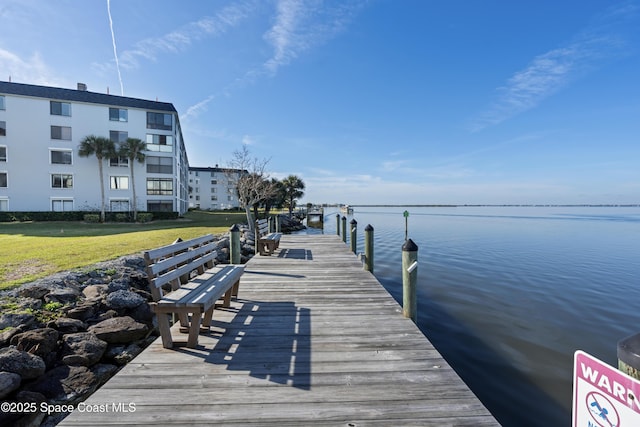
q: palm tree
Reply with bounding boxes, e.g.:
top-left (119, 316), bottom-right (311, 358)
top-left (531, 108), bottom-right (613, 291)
top-left (119, 138), bottom-right (147, 221)
top-left (281, 175), bottom-right (305, 217)
top-left (78, 135), bottom-right (115, 222)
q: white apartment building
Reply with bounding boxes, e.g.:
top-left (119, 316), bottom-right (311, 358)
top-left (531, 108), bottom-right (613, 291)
top-left (0, 81), bottom-right (189, 215)
top-left (188, 166), bottom-right (244, 210)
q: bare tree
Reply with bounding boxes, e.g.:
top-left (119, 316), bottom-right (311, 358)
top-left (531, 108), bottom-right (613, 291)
top-left (228, 145), bottom-right (276, 230)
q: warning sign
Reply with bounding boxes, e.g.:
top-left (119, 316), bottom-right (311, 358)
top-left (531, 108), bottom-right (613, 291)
top-left (573, 350), bottom-right (640, 427)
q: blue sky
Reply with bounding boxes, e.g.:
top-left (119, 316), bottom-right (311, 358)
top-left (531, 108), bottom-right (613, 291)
top-left (1, 0), bottom-right (639, 205)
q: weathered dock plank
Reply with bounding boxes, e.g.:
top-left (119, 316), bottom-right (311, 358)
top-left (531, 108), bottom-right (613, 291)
top-left (60, 234), bottom-right (498, 426)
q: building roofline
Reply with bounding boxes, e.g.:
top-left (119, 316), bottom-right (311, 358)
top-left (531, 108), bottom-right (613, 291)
top-left (189, 166), bottom-right (247, 174)
top-left (0, 80), bottom-right (177, 112)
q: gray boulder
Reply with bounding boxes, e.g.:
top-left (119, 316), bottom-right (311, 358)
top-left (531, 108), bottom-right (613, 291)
top-left (10, 328), bottom-right (59, 360)
top-left (0, 347), bottom-right (46, 380)
top-left (44, 287), bottom-right (80, 305)
top-left (88, 316), bottom-right (149, 344)
top-left (17, 284), bottom-right (50, 299)
top-left (0, 371), bottom-right (21, 399)
top-left (26, 365), bottom-right (97, 404)
top-left (82, 284), bottom-right (108, 300)
top-left (66, 299), bottom-right (101, 321)
top-left (47, 317), bottom-right (88, 334)
top-left (105, 289), bottom-right (145, 310)
top-left (0, 313), bottom-right (35, 330)
top-left (61, 333), bottom-right (107, 366)
top-left (104, 343), bottom-right (143, 365)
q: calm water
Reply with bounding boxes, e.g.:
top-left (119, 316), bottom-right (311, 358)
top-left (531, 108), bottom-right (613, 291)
top-left (302, 206), bottom-right (640, 426)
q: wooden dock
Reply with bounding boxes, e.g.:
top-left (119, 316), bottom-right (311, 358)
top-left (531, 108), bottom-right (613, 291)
top-left (61, 234), bottom-right (498, 426)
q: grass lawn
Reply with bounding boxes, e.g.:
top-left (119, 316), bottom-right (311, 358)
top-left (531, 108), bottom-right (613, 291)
top-left (0, 210), bottom-right (247, 290)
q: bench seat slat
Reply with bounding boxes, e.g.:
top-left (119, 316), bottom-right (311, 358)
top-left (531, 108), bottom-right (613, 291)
top-left (155, 265), bottom-right (244, 310)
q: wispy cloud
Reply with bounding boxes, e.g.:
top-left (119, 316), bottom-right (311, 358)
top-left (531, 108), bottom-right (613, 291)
top-left (118, 1), bottom-right (256, 69)
top-left (263, 0), bottom-right (365, 75)
top-left (470, 2), bottom-right (637, 132)
top-left (183, 0), bottom-right (366, 121)
top-left (0, 48), bottom-right (59, 86)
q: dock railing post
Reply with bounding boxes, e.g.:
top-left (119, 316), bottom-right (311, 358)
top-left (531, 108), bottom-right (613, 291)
top-left (364, 224), bottom-right (374, 273)
top-left (350, 219), bottom-right (357, 254)
top-left (276, 215), bottom-right (281, 233)
top-left (254, 219), bottom-right (260, 255)
top-left (336, 214), bottom-right (341, 236)
top-left (402, 239), bottom-right (418, 323)
top-left (341, 216), bottom-right (347, 243)
top-left (618, 332), bottom-right (640, 380)
top-left (230, 224), bottom-right (240, 265)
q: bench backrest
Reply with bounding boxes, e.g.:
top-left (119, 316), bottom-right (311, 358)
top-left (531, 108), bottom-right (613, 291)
top-left (255, 218), bottom-right (270, 238)
top-left (144, 234), bottom-right (218, 301)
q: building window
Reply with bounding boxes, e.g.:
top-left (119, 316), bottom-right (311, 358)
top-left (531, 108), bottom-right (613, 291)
top-left (0, 121), bottom-right (5, 136)
top-left (110, 130), bottom-right (128, 143)
top-left (110, 200), bottom-right (130, 211)
top-left (211, 188), bottom-right (217, 193)
top-left (0, 96), bottom-right (5, 110)
top-left (50, 149), bottom-right (72, 165)
top-left (52, 199), bottom-right (73, 211)
top-left (211, 195), bottom-right (218, 201)
top-left (109, 108), bottom-right (128, 122)
top-left (109, 156), bottom-right (129, 167)
top-left (147, 200), bottom-right (173, 212)
top-left (51, 174), bottom-right (73, 189)
top-left (0, 172), bottom-right (7, 188)
top-left (146, 156), bottom-right (173, 174)
top-left (0, 146), bottom-right (6, 162)
top-left (146, 112), bottom-right (172, 130)
top-left (146, 178), bottom-right (173, 195)
top-left (51, 126), bottom-right (72, 140)
top-left (110, 176), bottom-right (129, 190)
top-left (0, 198), bottom-right (8, 211)
top-left (50, 101), bottom-right (71, 116)
top-left (211, 179), bottom-right (217, 185)
top-left (146, 134), bottom-right (173, 152)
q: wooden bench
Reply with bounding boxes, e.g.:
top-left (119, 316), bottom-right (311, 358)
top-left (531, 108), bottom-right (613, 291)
top-left (255, 218), bottom-right (281, 256)
top-left (143, 234), bottom-right (245, 349)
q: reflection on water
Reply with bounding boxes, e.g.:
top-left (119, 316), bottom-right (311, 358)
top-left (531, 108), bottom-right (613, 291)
top-left (300, 206), bottom-right (640, 426)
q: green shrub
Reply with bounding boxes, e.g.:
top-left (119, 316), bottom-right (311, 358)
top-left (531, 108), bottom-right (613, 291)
top-left (115, 213), bottom-right (130, 222)
top-left (83, 214), bottom-right (100, 223)
top-left (137, 213), bottom-right (153, 223)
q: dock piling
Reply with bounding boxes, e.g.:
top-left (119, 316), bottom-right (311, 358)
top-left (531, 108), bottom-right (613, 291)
top-left (402, 238), bottom-right (418, 323)
top-left (336, 214), bottom-right (340, 236)
top-left (364, 224), bottom-right (374, 273)
top-left (341, 216), bottom-right (347, 243)
top-left (230, 224), bottom-right (240, 264)
top-left (350, 219), bottom-right (357, 254)
top-left (618, 332), bottom-right (640, 380)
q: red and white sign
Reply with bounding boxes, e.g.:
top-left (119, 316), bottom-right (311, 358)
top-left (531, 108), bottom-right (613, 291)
top-left (573, 350), bottom-right (640, 427)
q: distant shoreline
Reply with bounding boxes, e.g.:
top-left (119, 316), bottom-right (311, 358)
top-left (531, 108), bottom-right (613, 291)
top-left (320, 204), bottom-right (640, 208)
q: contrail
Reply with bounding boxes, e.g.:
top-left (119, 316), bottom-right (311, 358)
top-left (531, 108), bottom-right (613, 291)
top-left (107, 0), bottom-right (124, 95)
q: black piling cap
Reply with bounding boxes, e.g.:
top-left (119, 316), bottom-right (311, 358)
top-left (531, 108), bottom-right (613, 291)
top-left (618, 332), bottom-right (640, 368)
top-left (350, 219), bottom-right (357, 225)
top-left (365, 224), bottom-right (374, 231)
top-left (229, 224), bottom-right (240, 232)
top-left (402, 238), bottom-right (418, 252)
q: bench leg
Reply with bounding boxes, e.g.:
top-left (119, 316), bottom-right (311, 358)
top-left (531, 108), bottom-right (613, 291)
top-left (157, 312), bottom-right (174, 349)
top-left (202, 306), bottom-right (214, 328)
top-left (187, 313), bottom-right (202, 348)
top-left (223, 288), bottom-right (233, 307)
top-left (232, 280), bottom-right (240, 298)
top-left (178, 312), bottom-right (189, 328)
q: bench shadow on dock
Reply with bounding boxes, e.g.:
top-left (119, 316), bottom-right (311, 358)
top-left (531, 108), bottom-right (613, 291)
top-left (175, 299), bottom-right (312, 391)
